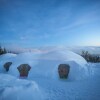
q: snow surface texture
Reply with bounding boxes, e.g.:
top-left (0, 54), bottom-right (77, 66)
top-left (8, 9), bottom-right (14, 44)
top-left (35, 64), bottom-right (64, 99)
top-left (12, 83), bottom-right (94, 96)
top-left (0, 50), bottom-right (88, 80)
top-left (0, 74), bottom-right (45, 100)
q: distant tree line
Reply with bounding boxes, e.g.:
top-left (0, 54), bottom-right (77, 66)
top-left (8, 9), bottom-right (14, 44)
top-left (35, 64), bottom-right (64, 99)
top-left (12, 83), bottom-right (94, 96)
top-left (81, 51), bottom-right (100, 63)
top-left (0, 45), bottom-right (20, 55)
top-left (0, 46), bottom-right (7, 55)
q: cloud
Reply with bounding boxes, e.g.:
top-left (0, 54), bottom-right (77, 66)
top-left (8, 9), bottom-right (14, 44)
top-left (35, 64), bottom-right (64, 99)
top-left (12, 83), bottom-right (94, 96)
top-left (59, 10), bottom-right (99, 31)
top-left (20, 36), bottom-right (27, 40)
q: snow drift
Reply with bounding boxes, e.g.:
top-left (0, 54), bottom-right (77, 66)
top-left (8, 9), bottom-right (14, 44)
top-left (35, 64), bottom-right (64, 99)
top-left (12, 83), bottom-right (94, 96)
top-left (0, 74), bottom-right (44, 100)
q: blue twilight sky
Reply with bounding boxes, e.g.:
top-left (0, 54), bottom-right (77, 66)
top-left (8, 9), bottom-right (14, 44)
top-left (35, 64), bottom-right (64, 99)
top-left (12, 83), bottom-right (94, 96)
top-left (0, 0), bottom-right (100, 48)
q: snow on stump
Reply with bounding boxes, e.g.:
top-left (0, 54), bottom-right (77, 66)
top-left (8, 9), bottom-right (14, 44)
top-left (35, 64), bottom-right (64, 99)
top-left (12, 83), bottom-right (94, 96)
top-left (58, 64), bottom-right (70, 79)
top-left (17, 64), bottom-right (31, 77)
top-left (4, 62), bottom-right (12, 72)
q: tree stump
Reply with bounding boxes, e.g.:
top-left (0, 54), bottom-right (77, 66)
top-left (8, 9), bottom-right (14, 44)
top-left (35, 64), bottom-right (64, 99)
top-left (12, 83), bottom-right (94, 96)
top-left (58, 64), bottom-right (70, 79)
top-left (17, 64), bottom-right (31, 77)
top-left (4, 62), bottom-right (12, 72)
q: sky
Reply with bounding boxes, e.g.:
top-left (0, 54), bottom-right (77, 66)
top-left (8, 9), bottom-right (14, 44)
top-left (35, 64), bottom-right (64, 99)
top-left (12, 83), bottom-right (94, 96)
top-left (0, 0), bottom-right (100, 48)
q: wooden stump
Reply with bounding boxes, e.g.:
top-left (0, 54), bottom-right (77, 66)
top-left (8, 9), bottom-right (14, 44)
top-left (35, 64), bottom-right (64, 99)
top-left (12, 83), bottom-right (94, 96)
top-left (58, 64), bottom-right (70, 79)
top-left (4, 62), bottom-right (12, 72)
top-left (17, 64), bottom-right (31, 77)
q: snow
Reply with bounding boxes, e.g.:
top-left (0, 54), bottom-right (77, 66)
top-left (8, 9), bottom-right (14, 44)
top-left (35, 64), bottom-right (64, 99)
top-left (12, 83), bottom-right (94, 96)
top-left (0, 50), bottom-right (88, 80)
top-left (0, 53), bottom-right (16, 72)
top-left (0, 74), bottom-right (44, 100)
top-left (38, 50), bottom-right (87, 65)
top-left (0, 50), bottom-right (100, 100)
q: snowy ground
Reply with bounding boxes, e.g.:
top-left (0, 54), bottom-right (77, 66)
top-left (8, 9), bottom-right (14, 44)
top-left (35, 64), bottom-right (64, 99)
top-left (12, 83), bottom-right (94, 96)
top-left (0, 50), bottom-right (100, 100)
top-left (31, 63), bottom-right (100, 100)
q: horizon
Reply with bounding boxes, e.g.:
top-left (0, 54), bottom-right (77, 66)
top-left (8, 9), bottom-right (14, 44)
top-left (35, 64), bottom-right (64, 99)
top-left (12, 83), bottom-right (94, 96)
top-left (0, 45), bottom-right (100, 55)
top-left (0, 0), bottom-right (100, 48)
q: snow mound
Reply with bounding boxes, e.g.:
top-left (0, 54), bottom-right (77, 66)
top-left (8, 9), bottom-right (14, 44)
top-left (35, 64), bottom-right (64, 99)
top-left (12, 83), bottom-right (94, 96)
top-left (0, 53), bottom-right (16, 60)
top-left (38, 50), bottom-right (87, 65)
top-left (0, 74), bottom-right (44, 100)
top-left (0, 50), bottom-right (88, 80)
